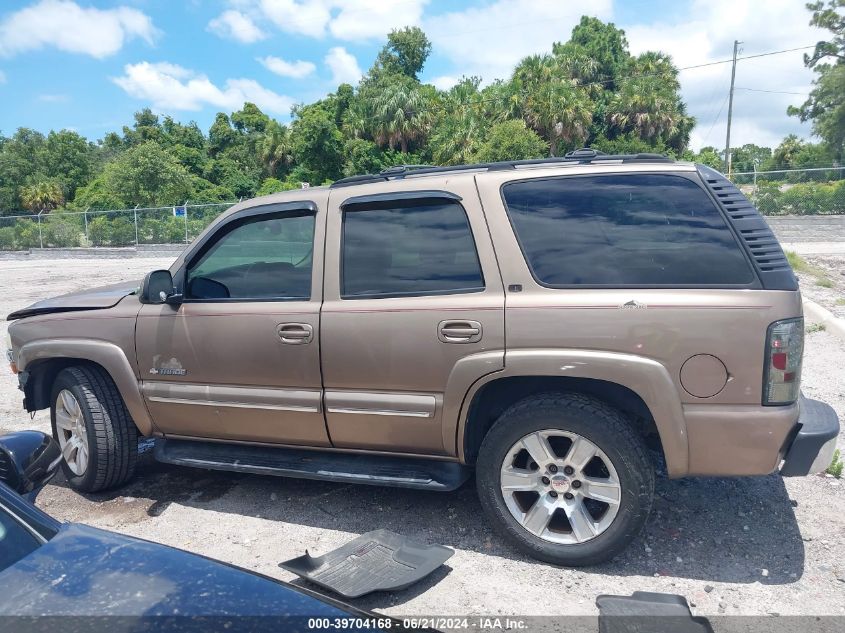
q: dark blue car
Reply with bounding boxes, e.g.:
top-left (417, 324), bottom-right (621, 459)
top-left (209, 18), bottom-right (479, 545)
top-left (0, 431), bottom-right (401, 632)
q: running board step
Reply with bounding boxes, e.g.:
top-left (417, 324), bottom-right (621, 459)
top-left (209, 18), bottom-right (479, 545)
top-left (154, 439), bottom-right (471, 492)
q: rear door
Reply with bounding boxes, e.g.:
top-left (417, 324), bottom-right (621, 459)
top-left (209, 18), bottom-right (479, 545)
top-left (320, 178), bottom-right (505, 456)
top-left (136, 194), bottom-right (330, 446)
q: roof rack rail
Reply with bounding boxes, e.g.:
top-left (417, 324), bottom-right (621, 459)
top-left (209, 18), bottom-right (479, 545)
top-left (329, 148), bottom-right (674, 188)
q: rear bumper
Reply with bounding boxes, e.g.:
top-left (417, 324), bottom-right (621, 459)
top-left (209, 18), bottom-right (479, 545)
top-left (780, 397), bottom-right (840, 477)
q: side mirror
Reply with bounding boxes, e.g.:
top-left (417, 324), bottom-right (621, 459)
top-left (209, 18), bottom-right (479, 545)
top-left (140, 269), bottom-right (182, 306)
top-left (0, 431), bottom-right (61, 501)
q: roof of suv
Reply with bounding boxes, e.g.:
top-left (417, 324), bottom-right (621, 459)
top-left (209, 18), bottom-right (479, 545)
top-left (329, 148), bottom-right (681, 189)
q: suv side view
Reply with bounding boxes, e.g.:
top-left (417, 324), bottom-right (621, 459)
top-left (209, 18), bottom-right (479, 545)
top-left (6, 150), bottom-right (840, 566)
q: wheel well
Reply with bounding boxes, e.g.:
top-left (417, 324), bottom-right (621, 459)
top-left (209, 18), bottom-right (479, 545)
top-left (463, 376), bottom-right (663, 465)
top-left (23, 358), bottom-right (104, 412)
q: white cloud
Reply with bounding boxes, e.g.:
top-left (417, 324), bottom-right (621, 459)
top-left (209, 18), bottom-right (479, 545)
top-left (324, 46), bottom-right (362, 85)
top-left (423, 0), bottom-right (612, 83)
top-left (258, 0), bottom-right (332, 39)
top-left (244, 0), bottom-right (427, 41)
top-left (625, 0), bottom-right (822, 150)
top-left (329, 0), bottom-right (429, 41)
top-left (112, 62), bottom-right (295, 116)
top-left (0, 0), bottom-right (158, 59)
top-left (208, 10), bottom-right (266, 43)
top-left (37, 93), bottom-right (70, 103)
top-left (258, 55), bottom-right (316, 78)
top-left (430, 75), bottom-right (459, 91)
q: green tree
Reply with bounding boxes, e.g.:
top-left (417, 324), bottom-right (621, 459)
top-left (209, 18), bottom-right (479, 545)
top-left (564, 16), bottom-right (629, 87)
top-left (429, 78), bottom-right (487, 165)
top-left (208, 113), bottom-right (238, 156)
top-left (290, 104), bottom-right (344, 183)
top-left (475, 120), bottom-right (548, 162)
top-left (0, 128), bottom-right (47, 212)
top-left (43, 130), bottom-right (94, 199)
top-left (607, 53), bottom-right (693, 150)
top-left (788, 1), bottom-right (845, 158)
top-left (370, 78), bottom-right (433, 153)
top-left (101, 141), bottom-right (192, 207)
top-left (122, 109), bottom-right (163, 147)
top-left (373, 26), bottom-right (432, 80)
top-left (260, 120), bottom-right (294, 178)
top-left (20, 180), bottom-right (64, 213)
top-left (513, 54), bottom-right (593, 155)
top-left (693, 146), bottom-right (724, 170)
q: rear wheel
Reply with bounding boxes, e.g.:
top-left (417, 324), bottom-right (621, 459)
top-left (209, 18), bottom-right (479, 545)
top-left (50, 365), bottom-right (138, 492)
top-left (476, 392), bottom-right (654, 566)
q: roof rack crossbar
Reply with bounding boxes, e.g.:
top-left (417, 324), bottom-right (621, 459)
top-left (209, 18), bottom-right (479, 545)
top-left (329, 149), bottom-right (675, 188)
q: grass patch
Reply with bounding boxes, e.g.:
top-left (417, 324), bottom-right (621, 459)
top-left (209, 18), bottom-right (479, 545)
top-left (786, 251), bottom-right (834, 287)
top-left (806, 323), bottom-right (827, 334)
top-left (835, 298), bottom-right (845, 306)
top-left (828, 449), bottom-right (843, 479)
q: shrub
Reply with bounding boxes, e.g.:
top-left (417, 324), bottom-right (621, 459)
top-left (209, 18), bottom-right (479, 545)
top-left (43, 215), bottom-right (82, 247)
top-left (141, 216), bottom-right (185, 244)
top-left (0, 226), bottom-right (17, 250)
top-left (87, 216), bottom-right (111, 246)
top-left (110, 217), bottom-right (136, 246)
top-left (15, 220), bottom-right (41, 248)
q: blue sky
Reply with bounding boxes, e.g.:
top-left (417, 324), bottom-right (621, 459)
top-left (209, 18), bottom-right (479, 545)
top-left (0, 1), bottom-right (824, 153)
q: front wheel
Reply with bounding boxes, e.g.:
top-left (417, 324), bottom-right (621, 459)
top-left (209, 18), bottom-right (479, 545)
top-left (476, 392), bottom-right (654, 566)
top-left (50, 365), bottom-right (138, 492)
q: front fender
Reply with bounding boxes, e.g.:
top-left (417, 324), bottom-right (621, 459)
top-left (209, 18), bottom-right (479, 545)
top-left (455, 349), bottom-right (689, 477)
top-left (17, 339), bottom-right (154, 436)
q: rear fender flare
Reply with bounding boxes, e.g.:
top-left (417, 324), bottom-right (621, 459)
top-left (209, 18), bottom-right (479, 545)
top-left (455, 349), bottom-right (689, 477)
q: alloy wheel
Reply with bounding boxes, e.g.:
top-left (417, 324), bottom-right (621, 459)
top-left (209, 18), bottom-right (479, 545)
top-left (499, 429), bottom-right (621, 544)
top-left (55, 389), bottom-right (89, 476)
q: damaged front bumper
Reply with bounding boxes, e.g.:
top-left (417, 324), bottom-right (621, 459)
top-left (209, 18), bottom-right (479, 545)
top-left (780, 397), bottom-right (840, 476)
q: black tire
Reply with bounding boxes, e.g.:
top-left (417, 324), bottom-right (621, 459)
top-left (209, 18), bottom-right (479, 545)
top-left (476, 392), bottom-right (654, 566)
top-left (50, 365), bottom-right (139, 492)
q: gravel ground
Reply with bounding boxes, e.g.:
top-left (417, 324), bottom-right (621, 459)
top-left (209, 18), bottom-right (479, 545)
top-left (795, 254), bottom-right (845, 319)
top-left (0, 257), bottom-right (843, 623)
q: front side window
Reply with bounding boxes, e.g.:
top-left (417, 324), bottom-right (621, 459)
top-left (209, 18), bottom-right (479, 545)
top-left (342, 200), bottom-right (484, 299)
top-left (502, 174), bottom-right (755, 287)
top-left (186, 212), bottom-right (315, 300)
top-left (0, 508), bottom-right (40, 573)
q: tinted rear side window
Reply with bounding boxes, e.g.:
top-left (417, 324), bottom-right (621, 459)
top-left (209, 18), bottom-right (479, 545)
top-left (502, 174), bottom-right (755, 286)
top-left (342, 200), bottom-right (484, 298)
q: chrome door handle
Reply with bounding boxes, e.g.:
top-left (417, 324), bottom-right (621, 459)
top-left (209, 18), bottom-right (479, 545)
top-left (438, 320), bottom-right (483, 343)
top-left (277, 323), bottom-right (313, 345)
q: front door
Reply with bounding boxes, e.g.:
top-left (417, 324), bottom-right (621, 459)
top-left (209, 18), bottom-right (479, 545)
top-left (136, 196), bottom-right (330, 446)
top-left (320, 179), bottom-right (505, 456)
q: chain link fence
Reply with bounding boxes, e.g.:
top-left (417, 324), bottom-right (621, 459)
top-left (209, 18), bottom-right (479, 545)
top-left (0, 202), bottom-right (236, 251)
top-left (732, 167), bottom-right (845, 216)
top-left (1, 166), bottom-right (844, 251)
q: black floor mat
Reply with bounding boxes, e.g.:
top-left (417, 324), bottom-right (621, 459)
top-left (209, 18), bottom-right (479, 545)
top-left (596, 592), bottom-right (713, 633)
top-left (279, 529), bottom-right (453, 598)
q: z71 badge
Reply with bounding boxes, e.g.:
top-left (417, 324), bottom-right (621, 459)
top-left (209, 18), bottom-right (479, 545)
top-left (149, 367), bottom-right (187, 376)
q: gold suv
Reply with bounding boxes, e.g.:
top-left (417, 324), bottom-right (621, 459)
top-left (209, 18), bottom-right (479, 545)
top-left (7, 150), bottom-right (839, 565)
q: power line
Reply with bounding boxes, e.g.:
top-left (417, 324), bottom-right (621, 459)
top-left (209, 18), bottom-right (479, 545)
top-left (703, 92), bottom-right (730, 146)
top-left (735, 87), bottom-right (810, 96)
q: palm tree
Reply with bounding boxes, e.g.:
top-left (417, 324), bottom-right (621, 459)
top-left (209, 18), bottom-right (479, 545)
top-left (512, 54), bottom-right (594, 155)
top-left (20, 181), bottom-right (64, 213)
top-left (606, 52), bottom-right (689, 143)
top-left (430, 78), bottom-right (486, 165)
top-left (370, 80), bottom-right (432, 153)
top-left (259, 121), bottom-right (293, 178)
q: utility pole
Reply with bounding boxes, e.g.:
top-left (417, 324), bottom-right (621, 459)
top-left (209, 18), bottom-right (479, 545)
top-left (724, 39), bottom-right (741, 177)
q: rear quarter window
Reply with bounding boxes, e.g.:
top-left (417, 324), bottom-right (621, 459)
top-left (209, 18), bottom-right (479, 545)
top-left (502, 173), bottom-right (756, 287)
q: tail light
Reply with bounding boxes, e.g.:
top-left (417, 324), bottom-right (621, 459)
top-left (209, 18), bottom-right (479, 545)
top-left (763, 317), bottom-right (803, 405)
